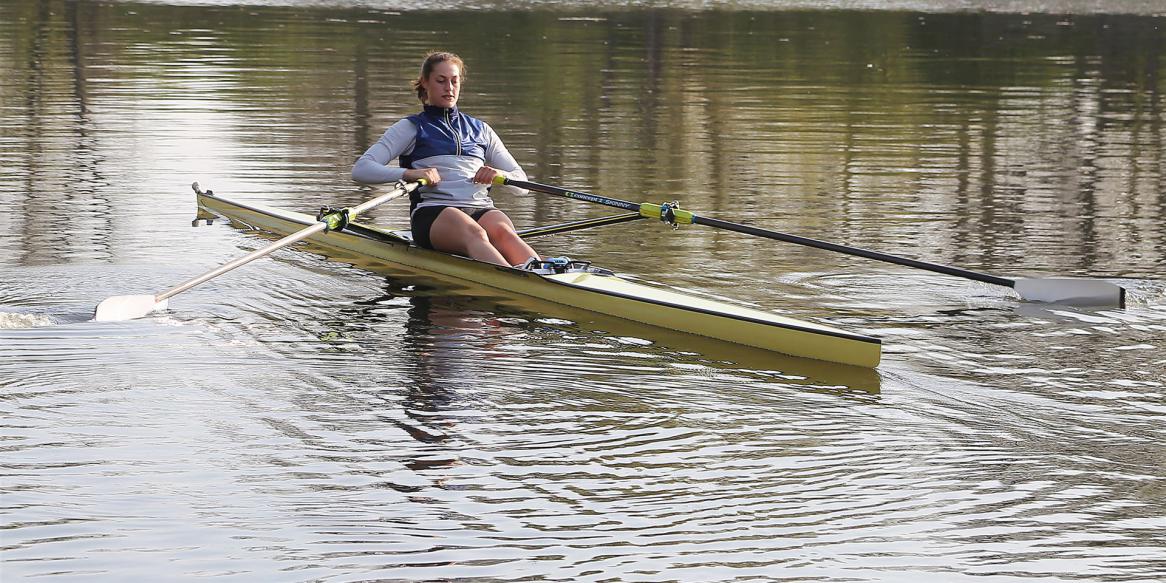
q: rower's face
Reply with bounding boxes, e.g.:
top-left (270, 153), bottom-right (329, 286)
top-left (423, 61), bottom-right (460, 109)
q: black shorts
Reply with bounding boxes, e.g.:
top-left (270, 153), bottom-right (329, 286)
top-left (410, 205), bottom-right (495, 250)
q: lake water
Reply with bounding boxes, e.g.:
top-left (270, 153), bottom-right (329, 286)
top-left (2, 1), bottom-right (1164, 581)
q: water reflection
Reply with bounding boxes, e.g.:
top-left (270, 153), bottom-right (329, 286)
top-left (347, 289), bottom-right (471, 472)
top-left (2, 0), bottom-right (1165, 580)
top-left (4, 3), bottom-right (1163, 280)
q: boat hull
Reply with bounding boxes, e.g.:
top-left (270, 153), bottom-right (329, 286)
top-left (196, 193), bottom-right (882, 368)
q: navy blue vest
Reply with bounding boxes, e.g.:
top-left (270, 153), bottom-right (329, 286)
top-left (400, 105), bottom-right (488, 168)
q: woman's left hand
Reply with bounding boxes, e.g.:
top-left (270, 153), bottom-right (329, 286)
top-left (472, 165), bottom-right (502, 185)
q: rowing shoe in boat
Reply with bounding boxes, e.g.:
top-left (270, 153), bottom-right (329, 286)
top-left (193, 188), bottom-right (882, 368)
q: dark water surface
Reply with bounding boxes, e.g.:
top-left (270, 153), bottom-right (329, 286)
top-left (2, 1), bottom-right (1164, 581)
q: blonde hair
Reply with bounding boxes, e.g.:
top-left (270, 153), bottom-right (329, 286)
top-left (412, 51), bottom-right (466, 104)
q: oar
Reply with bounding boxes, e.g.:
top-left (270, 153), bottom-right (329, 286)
top-left (94, 179), bottom-right (426, 322)
top-left (517, 211), bottom-right (644, 238)
top-left (494, 176), bottom-right (1126, 308)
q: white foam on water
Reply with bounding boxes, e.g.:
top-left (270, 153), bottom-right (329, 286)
top-left (0, 312), bottom-right (55, 329)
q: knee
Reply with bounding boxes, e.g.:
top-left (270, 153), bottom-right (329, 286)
top-left (461, 221), bottom-right (491, 243)
top-left (483, 221), bottom-right (516, 241)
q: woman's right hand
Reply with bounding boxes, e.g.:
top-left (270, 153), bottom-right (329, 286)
top-left (404, 168), bottom-right (441, 186)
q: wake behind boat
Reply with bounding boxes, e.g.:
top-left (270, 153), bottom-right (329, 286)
top-left (193, 187), bottom-right (883, 369)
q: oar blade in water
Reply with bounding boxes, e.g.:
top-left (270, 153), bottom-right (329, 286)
top-left (93, 295), bottom-right (168, 322)
top-left (1013, 278), bottom-right (1125, 308)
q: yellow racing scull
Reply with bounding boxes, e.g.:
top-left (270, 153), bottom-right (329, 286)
top-left (193, 186), bottom-right (883, 368)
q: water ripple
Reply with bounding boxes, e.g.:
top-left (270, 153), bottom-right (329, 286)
top-left (4, 3), bottom-right (1166, 581)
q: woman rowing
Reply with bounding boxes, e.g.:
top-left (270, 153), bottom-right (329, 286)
top-left (352, 51), bottom-right (539, 268)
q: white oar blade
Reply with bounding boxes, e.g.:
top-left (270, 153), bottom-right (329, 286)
top-left (1013, 278), bottom-right (1125, 308)
top-left (93, 295), bottom-right (168, 322)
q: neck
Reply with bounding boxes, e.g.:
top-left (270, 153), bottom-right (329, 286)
top-left (423, 104), bottom-right (457, 116)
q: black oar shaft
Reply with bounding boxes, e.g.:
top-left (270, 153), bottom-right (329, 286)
top-left (518, 212), bottom-right (644, 238)
top-left (498, 177), bottom-right (1125, 307)
top-left (692, 215), bottom-right (1015, 288)
top-left (504, 176), bottom-right (1015, 288)
top-left (503, 178), bottom-right (641, 212)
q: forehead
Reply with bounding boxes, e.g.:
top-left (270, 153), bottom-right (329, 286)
top-left (429, 61), bottom-right (461, 78)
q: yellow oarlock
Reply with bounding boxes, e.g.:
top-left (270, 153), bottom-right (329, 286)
top-left (639, 202), bottom-right (694, 226)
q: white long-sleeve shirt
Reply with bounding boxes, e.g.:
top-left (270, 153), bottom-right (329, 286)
top-left (351, 108), bottom-right (527, 215)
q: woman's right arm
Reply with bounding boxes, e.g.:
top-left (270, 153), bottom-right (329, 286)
top-left (351, 119), bottom-right (417, 184)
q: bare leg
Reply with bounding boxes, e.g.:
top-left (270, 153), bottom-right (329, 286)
top-left (478, 210), bottom-right (539, 266)
top-left (428, 208), bottom-right (509, 266)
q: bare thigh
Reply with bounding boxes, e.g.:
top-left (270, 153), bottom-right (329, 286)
top-left (427, 207), bottom-right (491, 255)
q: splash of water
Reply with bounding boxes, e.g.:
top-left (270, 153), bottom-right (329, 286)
top-left (0, 312), bottom-right (55, 329)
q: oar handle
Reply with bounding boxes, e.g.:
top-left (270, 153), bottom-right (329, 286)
top-left (351, 178), bottom-right (426, 215)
